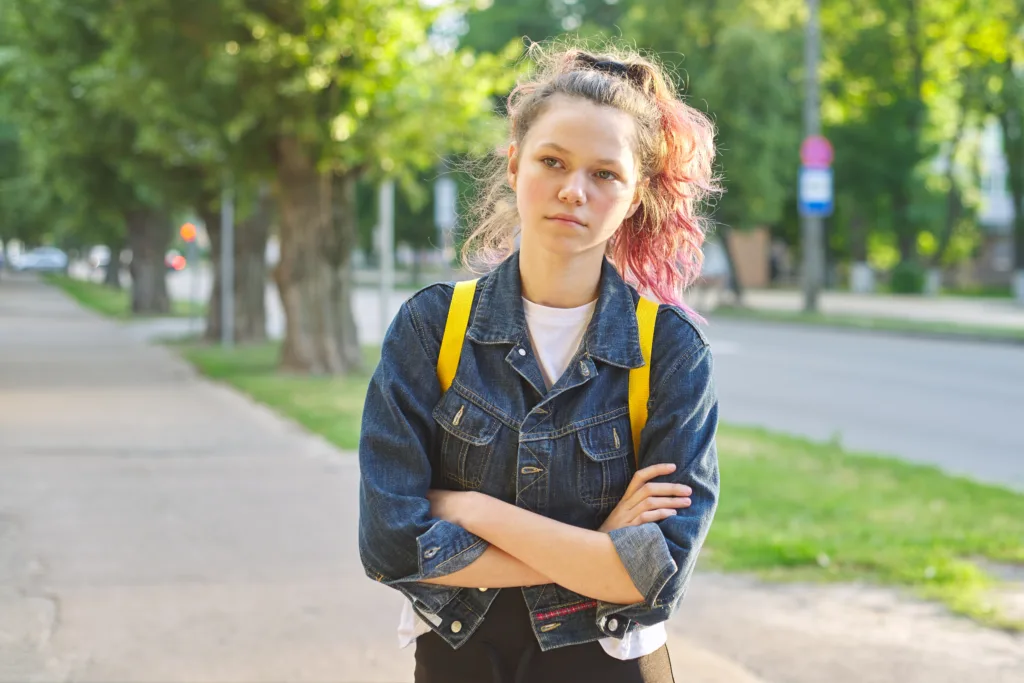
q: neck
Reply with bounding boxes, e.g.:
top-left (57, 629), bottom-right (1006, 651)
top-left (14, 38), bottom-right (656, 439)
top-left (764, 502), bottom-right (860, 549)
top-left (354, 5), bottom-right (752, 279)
top-left (518, 241), bottom-right (604, 308)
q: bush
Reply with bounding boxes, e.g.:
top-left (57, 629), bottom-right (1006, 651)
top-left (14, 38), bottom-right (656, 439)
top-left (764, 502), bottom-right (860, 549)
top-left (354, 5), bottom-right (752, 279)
top-left (889, 260), bottom-right (926, 294)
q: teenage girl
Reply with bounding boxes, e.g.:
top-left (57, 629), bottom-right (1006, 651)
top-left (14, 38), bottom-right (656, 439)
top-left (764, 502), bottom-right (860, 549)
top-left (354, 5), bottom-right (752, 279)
top-left (359, 42), bottom-right (721, 683)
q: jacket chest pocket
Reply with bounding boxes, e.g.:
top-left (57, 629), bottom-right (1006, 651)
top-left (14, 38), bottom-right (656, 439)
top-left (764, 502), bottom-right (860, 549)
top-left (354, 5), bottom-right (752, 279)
top-left (575, 416), bottom-right (633, 510)
top-left (432, 391), bottom-right (501, 491)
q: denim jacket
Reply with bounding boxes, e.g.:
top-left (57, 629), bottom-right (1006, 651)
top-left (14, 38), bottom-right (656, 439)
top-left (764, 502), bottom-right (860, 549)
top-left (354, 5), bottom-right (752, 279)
top-left (358, 251), bottom-right (719, 652)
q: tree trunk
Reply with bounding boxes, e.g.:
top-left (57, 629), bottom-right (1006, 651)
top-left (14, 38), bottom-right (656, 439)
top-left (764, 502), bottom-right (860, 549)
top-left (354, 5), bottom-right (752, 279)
top-left (272, 137), bottom-right (347, 374)
top-left (999, 66), bottom-right (1024, 305)
top-left (328, 171), bottom-right (363, 372)
top-left (103, 247), bottom-right (122, 289)
top-left (931, 90), bottom-right (969, 269)
top-left (126, 209), bottom-right (170, 315)
top-left (892, 186), bottom-right (917, 263)
top-left (203, 188), bottom-right (271, 344)
top-left (718, 224), bottom-right (745, 304)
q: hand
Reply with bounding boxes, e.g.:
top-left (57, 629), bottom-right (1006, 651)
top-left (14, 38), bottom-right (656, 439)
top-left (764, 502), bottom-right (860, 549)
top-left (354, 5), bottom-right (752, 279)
top-left (598, 463), bottom-right (692, 533)
top-left (426, 489), bottom-right (476, 526)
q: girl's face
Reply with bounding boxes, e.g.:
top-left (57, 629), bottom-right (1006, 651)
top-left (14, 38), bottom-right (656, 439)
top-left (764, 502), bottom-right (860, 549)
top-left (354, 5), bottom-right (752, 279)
top-left (508, 95), bottom-right (645, 260)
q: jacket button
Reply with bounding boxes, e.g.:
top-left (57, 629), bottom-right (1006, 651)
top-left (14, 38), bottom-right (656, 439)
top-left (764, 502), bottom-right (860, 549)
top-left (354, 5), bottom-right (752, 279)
top-left (423, 547), bottom-right (440, 559)
top-left (607, 618), bottom-right (619, 631)
top-left (580, 361), bottom-right (590, 376)
top-left (451, 621), bottom-right (463, 633)
top-left (518, 348), bottom-right (527, 356)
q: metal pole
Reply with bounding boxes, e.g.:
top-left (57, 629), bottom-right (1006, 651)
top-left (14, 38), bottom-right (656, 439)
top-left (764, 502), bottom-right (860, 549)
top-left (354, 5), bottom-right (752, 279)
top-left (802, 0), bottom-right (825, 313)
top-left (221, 185), bottom-right (235, 347)
top-left (379, 180), bottom-right (395, 340)
top-left (188, 240), bottom-right (198, 336)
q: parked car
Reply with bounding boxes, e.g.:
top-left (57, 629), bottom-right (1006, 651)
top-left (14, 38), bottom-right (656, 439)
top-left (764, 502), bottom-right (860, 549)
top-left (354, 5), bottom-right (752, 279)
top-left (10, 247), bottom-right (69, 273)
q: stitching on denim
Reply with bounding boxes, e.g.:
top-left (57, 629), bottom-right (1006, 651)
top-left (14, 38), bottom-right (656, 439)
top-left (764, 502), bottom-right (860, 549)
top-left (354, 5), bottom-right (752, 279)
top-left (519, 405), bottom-right (630, 442)
top-left (429, 538), bottom-right (486, 573)
top-left (450, 379), bottom-right (519, 430)
top-left (533, 599), bottom-right (599, 621)
top-left (406, 286), bottom-right (450, 361)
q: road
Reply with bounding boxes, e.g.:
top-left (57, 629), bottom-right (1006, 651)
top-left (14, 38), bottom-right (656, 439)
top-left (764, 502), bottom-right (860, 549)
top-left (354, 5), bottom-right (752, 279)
top-left (151, 266), bottom-right (1024, 491)
top-left (702, 319), bottom-right (1024, 491)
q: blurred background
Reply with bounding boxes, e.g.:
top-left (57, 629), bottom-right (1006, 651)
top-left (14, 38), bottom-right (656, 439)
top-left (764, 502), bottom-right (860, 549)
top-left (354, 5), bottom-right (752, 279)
top-left (1, 1), bottom-right (1022, 682)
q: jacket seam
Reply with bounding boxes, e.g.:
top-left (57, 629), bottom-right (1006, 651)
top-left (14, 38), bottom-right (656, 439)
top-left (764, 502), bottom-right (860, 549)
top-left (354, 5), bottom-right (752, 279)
top-left (424, 537), bottom-right (487, 576)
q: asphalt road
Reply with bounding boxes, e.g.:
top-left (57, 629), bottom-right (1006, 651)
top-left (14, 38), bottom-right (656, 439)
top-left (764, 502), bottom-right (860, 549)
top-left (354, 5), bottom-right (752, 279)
top-left (702, 319), bottom-right (1024, 491)
top-left (153, 266), bottom-right (1024, 491)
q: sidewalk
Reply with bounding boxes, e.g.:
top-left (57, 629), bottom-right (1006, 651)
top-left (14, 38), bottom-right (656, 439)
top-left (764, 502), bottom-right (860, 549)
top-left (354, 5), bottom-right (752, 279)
top-left (0, 274), bottom-right (761, 683)
top-left (706, 287), bottom-right (1024, 330)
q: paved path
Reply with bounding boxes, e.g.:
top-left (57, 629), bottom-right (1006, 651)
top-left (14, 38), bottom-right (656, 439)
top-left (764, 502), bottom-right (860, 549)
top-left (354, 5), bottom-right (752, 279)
top-left (4, 275), bottom-right (1022, 683)
top-left (0, 275), bottom-right (760, 682)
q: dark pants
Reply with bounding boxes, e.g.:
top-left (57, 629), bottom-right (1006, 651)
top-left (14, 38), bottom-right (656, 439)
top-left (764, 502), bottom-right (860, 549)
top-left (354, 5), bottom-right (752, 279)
top-left (414, 588), bottom-right (675, 683)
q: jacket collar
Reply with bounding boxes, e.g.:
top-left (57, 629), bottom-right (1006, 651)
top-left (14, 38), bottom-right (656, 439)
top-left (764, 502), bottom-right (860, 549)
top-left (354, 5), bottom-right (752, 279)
top-left (466, 251), bottom-right (645, 369)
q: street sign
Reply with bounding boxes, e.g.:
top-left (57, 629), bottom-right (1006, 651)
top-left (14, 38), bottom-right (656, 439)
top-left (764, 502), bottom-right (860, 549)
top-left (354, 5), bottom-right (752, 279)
top-left (798, 167), bottom-right (833, 217)
top-left (800, 135), bottom-right (834, 168)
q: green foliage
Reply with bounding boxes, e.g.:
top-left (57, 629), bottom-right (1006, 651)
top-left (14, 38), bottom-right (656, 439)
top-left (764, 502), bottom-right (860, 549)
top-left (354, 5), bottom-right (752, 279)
top-left (889, 259), bottom-right (927, 294)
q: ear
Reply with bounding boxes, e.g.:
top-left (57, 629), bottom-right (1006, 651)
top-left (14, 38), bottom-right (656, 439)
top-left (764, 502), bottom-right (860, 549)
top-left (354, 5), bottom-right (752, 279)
top-left (625, 177), bottom-right (649, 219)
top-left (507, 142), bottom-right (519, 192)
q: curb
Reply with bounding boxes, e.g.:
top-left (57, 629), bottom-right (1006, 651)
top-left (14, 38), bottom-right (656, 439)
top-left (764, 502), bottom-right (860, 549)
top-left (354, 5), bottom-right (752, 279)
top-left (707, 309), bottom-right (1024, 347)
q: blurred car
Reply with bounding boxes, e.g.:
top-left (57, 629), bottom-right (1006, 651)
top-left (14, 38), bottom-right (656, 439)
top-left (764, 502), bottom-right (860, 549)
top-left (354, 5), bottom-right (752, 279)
top-left (10, 247), bottom-right (69, 273)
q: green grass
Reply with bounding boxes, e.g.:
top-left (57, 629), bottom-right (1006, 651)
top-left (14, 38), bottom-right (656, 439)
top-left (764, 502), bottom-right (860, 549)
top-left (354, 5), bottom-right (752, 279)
top-left (178, 340), bottom-right (1024, 630)
top-left (45, 274), bottom-right (204, 319)
top-left (940, 285), bottom-right (1014, 299)
top-left (712, 305), bottom-right (1024, 343)
top-left (181, 341), bottom-right (379, 449)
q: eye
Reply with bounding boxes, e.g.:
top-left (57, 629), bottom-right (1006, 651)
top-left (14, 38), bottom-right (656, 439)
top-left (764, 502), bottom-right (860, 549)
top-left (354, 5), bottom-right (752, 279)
top-left (541, 157), bottom-right (562, 169)
top-left (595, 170), bottom-right (619, 181)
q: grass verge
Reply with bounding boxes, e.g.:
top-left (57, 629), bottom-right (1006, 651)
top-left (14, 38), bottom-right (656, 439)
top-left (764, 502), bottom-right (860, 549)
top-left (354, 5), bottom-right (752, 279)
top-left (45, 273), bottom-right (203, 318)
top-left (180, 340), bottom-right (1024, 630)
top-left (711, 305), bottom-right (1024, 343)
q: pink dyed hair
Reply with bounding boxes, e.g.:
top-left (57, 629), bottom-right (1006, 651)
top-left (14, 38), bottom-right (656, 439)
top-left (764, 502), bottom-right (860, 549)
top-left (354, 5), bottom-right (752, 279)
top-left (460, 41), bottom-right (721, 316)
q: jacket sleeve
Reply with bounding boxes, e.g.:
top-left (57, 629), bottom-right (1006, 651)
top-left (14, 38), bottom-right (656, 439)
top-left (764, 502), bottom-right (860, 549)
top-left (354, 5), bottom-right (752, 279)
top-left (357, 295), bottom-right (489, 615)
top-left (596, 311), bottom-right (720, 629)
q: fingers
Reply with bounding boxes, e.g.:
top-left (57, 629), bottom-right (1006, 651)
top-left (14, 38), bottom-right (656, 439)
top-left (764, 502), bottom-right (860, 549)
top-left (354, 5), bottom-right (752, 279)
top-left (624, 463), bottom-right (678, 498)
top-left (635, 508), bottom-right (679, 524)
top-left (637, 482), bottom-right (693, 498)
top-left (631, 496), bottom-right (692, 512)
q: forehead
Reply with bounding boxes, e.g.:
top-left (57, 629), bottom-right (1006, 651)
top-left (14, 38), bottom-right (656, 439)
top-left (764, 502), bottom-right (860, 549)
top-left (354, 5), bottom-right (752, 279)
top-left (523, 95), bottom-right (638, 167)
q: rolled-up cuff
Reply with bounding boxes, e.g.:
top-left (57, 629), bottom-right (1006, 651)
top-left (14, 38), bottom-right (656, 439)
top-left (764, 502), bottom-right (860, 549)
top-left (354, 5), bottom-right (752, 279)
top-left (416, 519), bottom-right (489, 577)
top-left (609, 522), bottom-right (677, 605)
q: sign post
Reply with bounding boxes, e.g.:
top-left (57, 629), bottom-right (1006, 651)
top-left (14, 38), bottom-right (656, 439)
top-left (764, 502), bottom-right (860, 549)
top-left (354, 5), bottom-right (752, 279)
top-left (798, 133), bottom-right (833, 312)
top-left (378, 180), bottom-right (395, 341)
top-left (434, 175), bottom-right (457, 279)
top-left (180, 222), bottom-right (199, 335)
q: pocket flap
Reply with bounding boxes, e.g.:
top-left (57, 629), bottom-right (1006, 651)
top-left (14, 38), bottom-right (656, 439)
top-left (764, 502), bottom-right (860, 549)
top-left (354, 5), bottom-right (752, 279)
top-left (578, 417), bottom-right (631, 462)
top-left (432, 390), bottom-right (501, 446)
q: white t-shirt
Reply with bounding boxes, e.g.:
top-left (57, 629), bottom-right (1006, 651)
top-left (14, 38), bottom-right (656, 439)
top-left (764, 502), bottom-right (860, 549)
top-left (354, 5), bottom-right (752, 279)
top-left (397, 296), bottom-right (667, 660)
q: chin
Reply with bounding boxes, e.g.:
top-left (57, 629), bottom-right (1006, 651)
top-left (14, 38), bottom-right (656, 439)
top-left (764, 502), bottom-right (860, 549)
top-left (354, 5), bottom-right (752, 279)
top-left (525, 231), bottom-right (604, 260)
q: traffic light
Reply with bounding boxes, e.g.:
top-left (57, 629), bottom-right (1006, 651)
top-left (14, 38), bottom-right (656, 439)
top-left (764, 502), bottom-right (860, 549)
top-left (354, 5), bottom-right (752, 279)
top-left (179, 222), bottom-right (197, 243)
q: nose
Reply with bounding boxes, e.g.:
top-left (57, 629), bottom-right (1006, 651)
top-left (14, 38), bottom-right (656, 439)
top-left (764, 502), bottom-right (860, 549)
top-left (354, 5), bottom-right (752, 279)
top-left (558, 173), bottom-right (586, 206)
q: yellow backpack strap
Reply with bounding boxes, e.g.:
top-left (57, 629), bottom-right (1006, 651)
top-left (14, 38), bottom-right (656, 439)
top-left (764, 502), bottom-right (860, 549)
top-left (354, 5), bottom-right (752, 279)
top-left (437, 279), bottom-right (479, 393)
top-left (628, 296), bottom-right (659, 464)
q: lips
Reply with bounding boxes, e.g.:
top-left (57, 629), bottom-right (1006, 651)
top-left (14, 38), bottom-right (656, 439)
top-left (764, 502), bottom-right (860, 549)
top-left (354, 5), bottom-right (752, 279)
top-left (547, 214), bottom-right (586, 227)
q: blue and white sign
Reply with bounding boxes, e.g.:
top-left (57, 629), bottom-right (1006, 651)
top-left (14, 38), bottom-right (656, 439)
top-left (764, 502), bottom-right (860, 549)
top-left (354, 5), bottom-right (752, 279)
top-left (798, 167), bottom-right (833, 217)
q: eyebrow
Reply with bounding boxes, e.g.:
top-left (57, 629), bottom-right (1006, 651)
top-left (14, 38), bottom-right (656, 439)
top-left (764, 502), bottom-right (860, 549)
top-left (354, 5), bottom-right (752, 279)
top-left (535, 142), bottom-right (624, 168)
